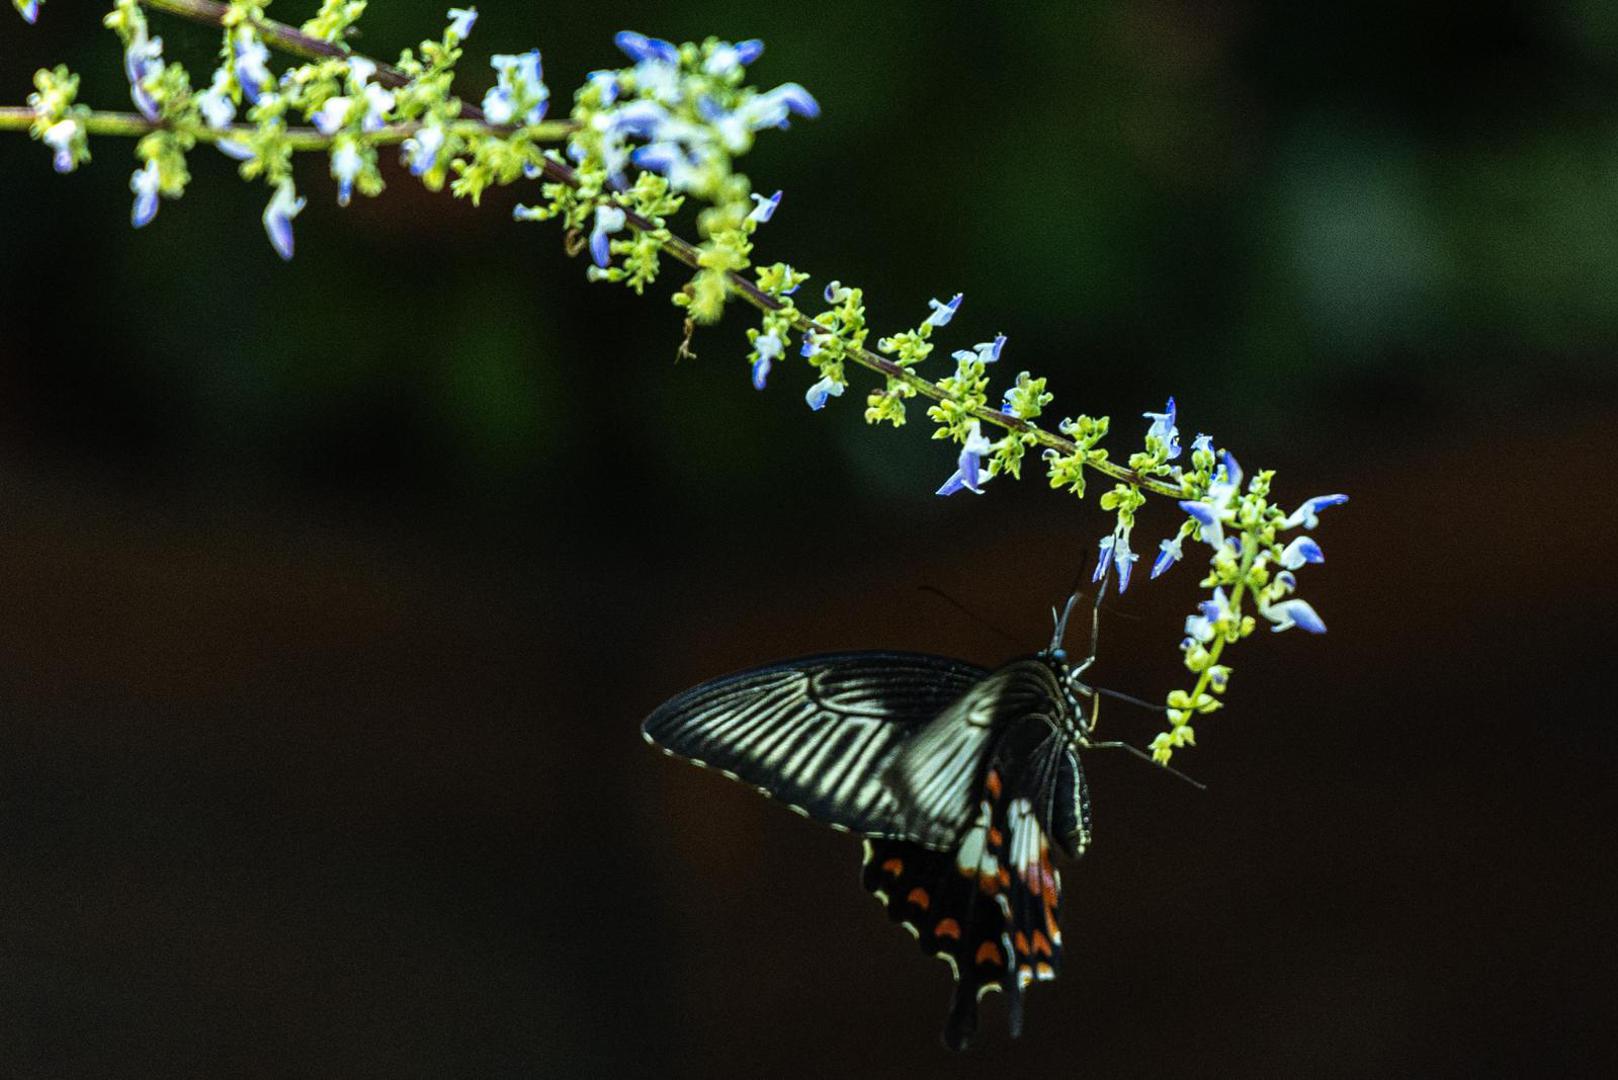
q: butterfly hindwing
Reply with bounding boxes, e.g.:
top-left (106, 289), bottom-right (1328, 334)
top-left (862, 736), bottom-right (1074, 1050)
top-left (642, 652), bottom-right (987, 839)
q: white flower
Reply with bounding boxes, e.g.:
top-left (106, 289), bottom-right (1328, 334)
top-left (805, 375), bottom-right (844, 411)
top-left (747, 189), bottom-right (782, 224)
top-left (446, 7), bottom-right (477, 40)
top-left (1284, 494), bottom-right (1349, 530)
top-left (197, 67), bottom-right (237, 129)
top-left (921, 292), bottom-right (963, 330)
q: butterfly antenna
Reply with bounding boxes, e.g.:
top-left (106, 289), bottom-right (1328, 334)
top-left (1067, 572), bottom-right (1108, 677)
top-left (917, 586), bottom-right (1024, 650)
top-left (1094, 687), bottom-right (1170, 713)
top-left (1084, 738), bottom-right (1207, 791)
top-left (1048, 591), bottom-right (1081, 653)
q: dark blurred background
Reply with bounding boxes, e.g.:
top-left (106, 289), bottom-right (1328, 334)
top-left (2, 1), bottom-right (1615, 1076)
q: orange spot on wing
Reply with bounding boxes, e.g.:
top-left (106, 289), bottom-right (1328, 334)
top-left (1045, 907), bottom-right (1061, 940)
top-left (997, 868), bottom-right (1011, 888)
top-left (881, 857), bottom-right (904, 877)
top-left (988, 827), bottom-right (1004, 847)
top-left (934, 918), bottom-right (962, 940)
top-left (975, 941), bottom-right (1003, 966)
top-left (1013, 931), bottom-right (1031, 955)
top-left (985, 770), bottom-right (1002, 798)
top-left (1032, 930), bottom-right (1053, 957)
top-left (906, 887), bottom-right (930, 910)
top-left (1036, 961), bottom-right (1055, 979)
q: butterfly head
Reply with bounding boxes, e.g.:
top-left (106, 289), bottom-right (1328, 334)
top-left (1044, 588), bottom-right (1100, 739)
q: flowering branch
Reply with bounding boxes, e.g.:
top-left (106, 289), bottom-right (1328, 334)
top-left (120, 0), bottom-right (1183, 499)
top-left (2, 0), bottom-right (1349, 763)
top-left (0, 104), bottom-right (562, 150)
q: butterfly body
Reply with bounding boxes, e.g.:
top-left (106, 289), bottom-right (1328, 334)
top-left (643, 648), bottom-right (1096, 1049)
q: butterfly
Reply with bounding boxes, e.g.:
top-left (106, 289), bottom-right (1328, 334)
top-left (643, 591), bottom-right (1149, 1049)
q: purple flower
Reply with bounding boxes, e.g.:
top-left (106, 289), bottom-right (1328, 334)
top-left (952, 334), bottom-right (1006, 367)
top-left (615, 31), bottom-right (679, 65)
top-left (937, 421), bottom-right (993, 495)
top-left (761, 82), bottom-right (819, 121)
top-left (446, 7), bottom-right (477, 40)
top-left (705, 39), bottom-right (764, 76)
top-left (216, 138), bottom-right (256, 161)
top-left (805, 375), bottom-right (843, 411)
top-left (312, 96), bottom-right (351, 136)
top-left (41, 119), bottom-right (77, 173)
top-left (124, 32), bottom-right (164, 121)
top-left (1280, 536), bottom-right (1324, 570)
top-left (823, 281), bottom-right (852, 304)
top-left (1143, 396), bottom-right (1181, 459)
top-left (585, 70), bottom-right (620, 106)
top-left (609, 100), bottom-right (672, 140)
top-left (197, 68), bottom-right (236, 129)
top-left (482, 86), bottom-right (514, 125)
top-left (1178, 499), bottom-right (1223, 549)
top-left (1184, 587), bottom-right (1232, 644)
top-left (129, 160), bottom-right (160, 228)
top-left (747, 189), bottom-right (782, 224)
top-left (1178, 451), bottom-right (1244, 548)
top-left (485, 50), bottom-right (548, 126)
top-left (331, 142), bottom-right (362, 206)
top-left (736, 83), bottom-right (821, 133)
top-left (750, 332), bottom-right (782, 390)
top-left (1092, 526), bottom-right (1140, 592)
top-left (1262, 599), bottom-right (1326, 634)
top-left (262, 180), bottom-right (306, 261)
top-left (402, 122), bottom-right (445, 175)
top-left (235, 33), bottom-right (273, 106)
top-left (360, 81), bottom-right (395, 132)
top-left (1283, 494), bottom-right (1349, 530)
top-left (589, 204), bottom-right (627, 267)
top-left (630, 141), bottom-right (682, 174)
top-left (1151, 533), bottom-right (1184, 579)
top-left (922, 293), bottom-right (963, 330)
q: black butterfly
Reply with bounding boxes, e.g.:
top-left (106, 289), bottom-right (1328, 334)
top-left (643, 593), bottom-right (1148, 1049)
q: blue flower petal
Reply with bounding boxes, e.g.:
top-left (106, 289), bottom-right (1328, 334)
top-left (1092, 535), bottom-right (1115, 583)
top-left (1281, 536), bottom-right (1324, 569)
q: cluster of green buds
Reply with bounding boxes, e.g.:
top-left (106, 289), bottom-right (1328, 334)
top-left (1, 0), bottom-right (1346, 765)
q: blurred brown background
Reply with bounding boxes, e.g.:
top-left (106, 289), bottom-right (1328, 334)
top-left (1, 1), bottom-right (1615, 1076)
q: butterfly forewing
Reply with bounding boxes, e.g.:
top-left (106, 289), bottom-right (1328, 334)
top-left (882, 659), bottom-right (1072, 850)
top-left (642, 652), bottom-right (987, 838)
